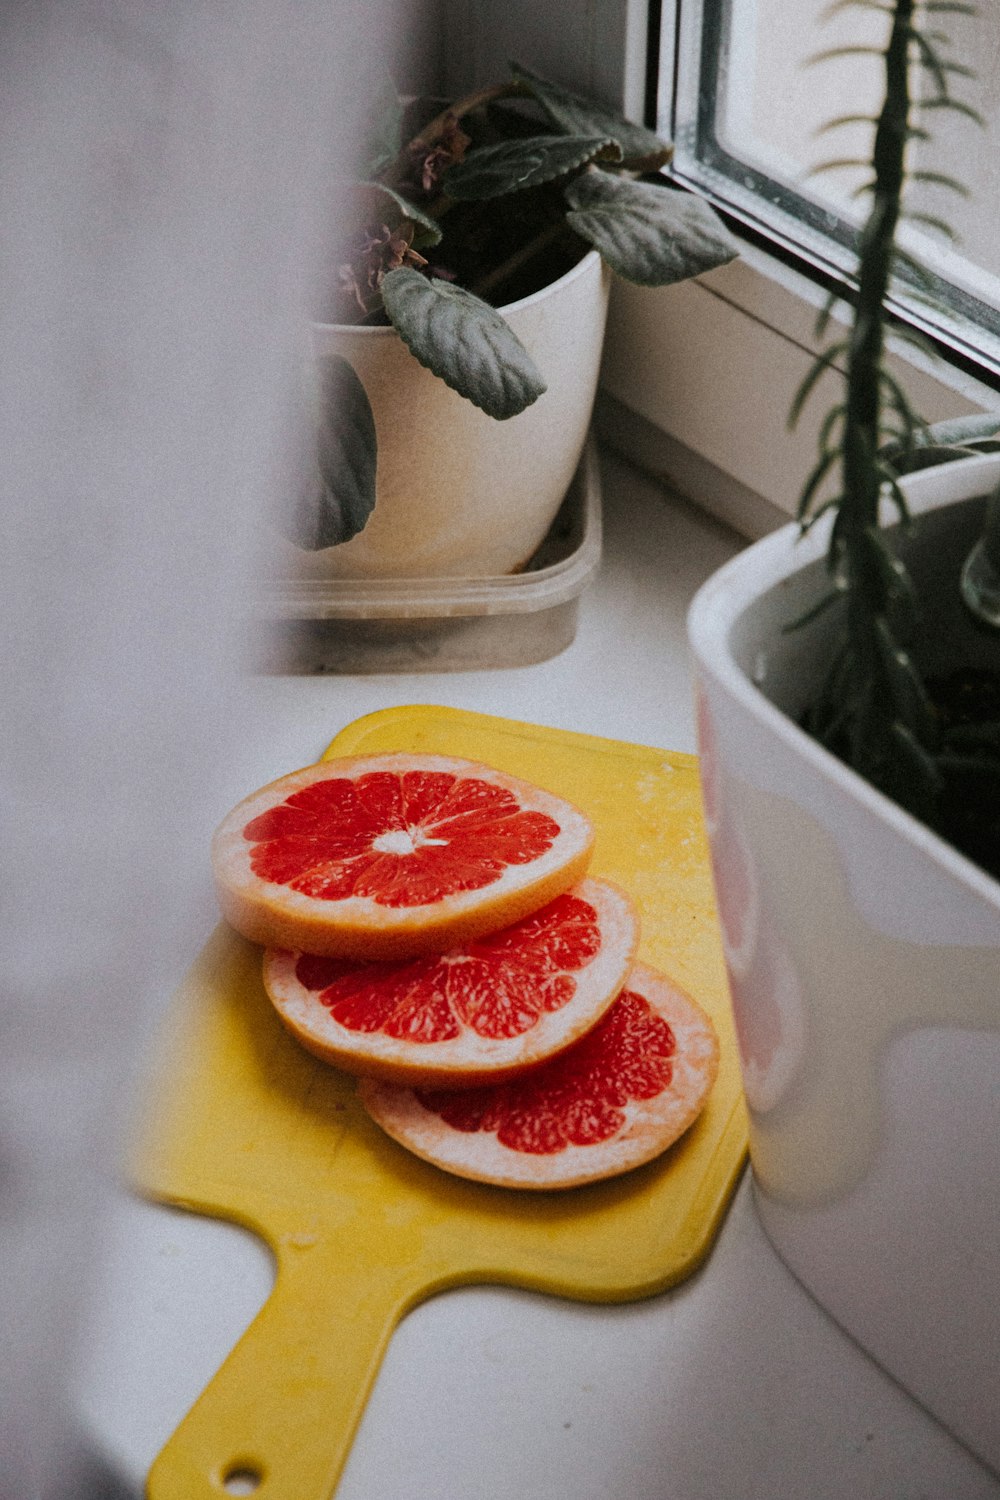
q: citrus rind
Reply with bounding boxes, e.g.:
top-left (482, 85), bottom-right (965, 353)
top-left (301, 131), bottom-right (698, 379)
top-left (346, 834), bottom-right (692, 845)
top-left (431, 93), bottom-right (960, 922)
top-left (212, 753), bottom-right (595, 961)
top-left (263, 878), bottom-right (639, 1088)
top-left (358, 962), bottom-right (720, 1190)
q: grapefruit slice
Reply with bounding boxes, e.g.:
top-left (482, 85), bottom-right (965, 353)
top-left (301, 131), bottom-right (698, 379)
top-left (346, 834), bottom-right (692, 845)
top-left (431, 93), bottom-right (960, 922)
top-left (212, 753), bottom-right (594, 960)
top-left (358, 963), bottom-right (720, 1190)
top-left (262, 878), bottom-right (638, 1088)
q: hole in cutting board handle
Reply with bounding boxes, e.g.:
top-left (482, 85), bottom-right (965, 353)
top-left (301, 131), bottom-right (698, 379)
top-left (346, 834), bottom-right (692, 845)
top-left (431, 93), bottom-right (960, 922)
top-left (222, 1464), bottom-right (262, 1495)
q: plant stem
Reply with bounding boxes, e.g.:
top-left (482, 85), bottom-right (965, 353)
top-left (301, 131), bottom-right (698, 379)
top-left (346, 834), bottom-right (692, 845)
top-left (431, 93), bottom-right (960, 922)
top-left (405, 81), bottom-right (526, 156)
top-left (838, 0), bottom-right (917, 776)
top-left (467, 220), bottom-right (568, 301)
top-left (843, 2), bottom-right (910, 530)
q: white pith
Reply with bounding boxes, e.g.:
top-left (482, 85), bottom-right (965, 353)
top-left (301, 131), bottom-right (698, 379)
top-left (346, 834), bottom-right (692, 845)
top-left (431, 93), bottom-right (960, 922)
top-left (370, 827), bottom-right (448, 856)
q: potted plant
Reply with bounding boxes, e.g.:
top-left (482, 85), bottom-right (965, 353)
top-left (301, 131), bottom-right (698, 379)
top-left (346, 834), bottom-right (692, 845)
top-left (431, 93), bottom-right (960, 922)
top-left (687, 0), bottom-right (1000, 1475)
top-left (279, 62), bottom-right (738, 579)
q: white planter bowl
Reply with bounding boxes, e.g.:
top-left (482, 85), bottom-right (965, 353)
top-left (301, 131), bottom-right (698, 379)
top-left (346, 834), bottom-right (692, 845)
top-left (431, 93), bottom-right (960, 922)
top-left (688, 454), bottom-right (1000, 1474)
top-left (298, 248), bottom-right (610, 579)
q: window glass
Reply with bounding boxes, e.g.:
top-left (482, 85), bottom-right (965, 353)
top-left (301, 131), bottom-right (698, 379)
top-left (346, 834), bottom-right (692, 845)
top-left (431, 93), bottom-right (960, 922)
top-left (663, 0), bottom-right (1000, 373)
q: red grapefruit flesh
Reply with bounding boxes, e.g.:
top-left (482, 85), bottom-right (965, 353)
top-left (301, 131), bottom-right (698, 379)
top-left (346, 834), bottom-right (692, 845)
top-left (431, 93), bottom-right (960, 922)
top-left (358, 962), bottom-right (720, 1190)
top-left (262, 878), bottom-right (638, 1088)
top-left (212, 753), bottom-right (595, 960)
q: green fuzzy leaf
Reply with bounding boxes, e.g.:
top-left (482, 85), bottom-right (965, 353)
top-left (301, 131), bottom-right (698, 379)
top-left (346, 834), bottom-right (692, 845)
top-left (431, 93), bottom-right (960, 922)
top-left (510, 61), bottom-right (672, 170)
top-left (381, 268), bottom-right (546, 419)
top-left (444, 134), bottom-right (621, 200)
top-left (359, 66), bottom-right (405, 179)
top-left (283, 357), bottom-right (377, 550)
top-left (921, 413), bottom-right (1000, 447)
top-left (961, 494), bottom-right (1000, 629)
top-left (887, 444), bottom-right (985, 474)
top-left (360, 181), bottom-right (442, 246)
top-left (879, 412), bottom-right (1000, 473)
top-left (564, 172), bottom-right (738, 286)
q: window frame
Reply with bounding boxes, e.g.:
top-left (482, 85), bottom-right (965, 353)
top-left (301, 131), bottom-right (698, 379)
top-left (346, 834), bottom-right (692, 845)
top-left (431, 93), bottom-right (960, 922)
top-left (658, 0), bottom-right (1000, 392)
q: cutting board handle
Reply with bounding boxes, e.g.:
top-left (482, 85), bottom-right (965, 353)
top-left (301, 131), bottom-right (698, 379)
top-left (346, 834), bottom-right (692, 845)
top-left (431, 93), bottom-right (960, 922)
top-left (146, 1239), bottom-right (421, 1500)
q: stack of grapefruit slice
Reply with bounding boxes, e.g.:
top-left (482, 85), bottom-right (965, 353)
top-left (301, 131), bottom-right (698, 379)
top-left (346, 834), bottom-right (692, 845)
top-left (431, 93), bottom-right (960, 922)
top-left (212, 752), bottom-right (719, 1191)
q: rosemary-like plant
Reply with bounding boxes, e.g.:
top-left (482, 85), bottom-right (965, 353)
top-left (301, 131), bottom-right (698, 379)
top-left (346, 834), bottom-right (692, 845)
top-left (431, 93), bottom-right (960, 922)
top-left (792, 0), bottom-right (1000, 860)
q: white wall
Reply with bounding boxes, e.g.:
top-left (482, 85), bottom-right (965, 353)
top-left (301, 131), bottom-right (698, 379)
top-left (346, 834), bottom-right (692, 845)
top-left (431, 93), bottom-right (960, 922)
top-left (441, 0), bottom-right (650, 118)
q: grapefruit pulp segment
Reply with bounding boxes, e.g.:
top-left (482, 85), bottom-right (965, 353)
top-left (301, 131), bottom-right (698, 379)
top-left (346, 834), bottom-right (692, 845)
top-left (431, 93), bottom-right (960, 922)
top-left (358, 963), bottom-right (720, 1189)
top-left (211, 753), bottom-right (595, 960)
top-left (262, 878), bottom-right (639, 1088)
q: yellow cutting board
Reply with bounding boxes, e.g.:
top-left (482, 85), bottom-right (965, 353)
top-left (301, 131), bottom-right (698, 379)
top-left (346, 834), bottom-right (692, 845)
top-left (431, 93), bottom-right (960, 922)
top-left (138, 706), bottom-right (747, 1500)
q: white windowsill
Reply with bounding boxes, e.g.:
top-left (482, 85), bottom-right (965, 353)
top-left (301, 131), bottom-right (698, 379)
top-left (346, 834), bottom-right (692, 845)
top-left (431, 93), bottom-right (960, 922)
top-left (599, 234), bottom-right (1000, 539)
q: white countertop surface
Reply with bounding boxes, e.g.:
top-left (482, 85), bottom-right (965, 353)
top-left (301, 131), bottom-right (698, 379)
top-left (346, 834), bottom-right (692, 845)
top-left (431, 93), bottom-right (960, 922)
top-left (74, 448), bottom-right (1000, 1499)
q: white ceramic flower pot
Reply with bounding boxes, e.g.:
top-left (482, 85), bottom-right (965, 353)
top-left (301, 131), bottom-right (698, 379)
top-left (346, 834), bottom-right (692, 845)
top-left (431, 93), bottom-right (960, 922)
top-left (300, 248), bottom-right (610, 579)
top-left (687, 454), bottom-right (1000, 1474)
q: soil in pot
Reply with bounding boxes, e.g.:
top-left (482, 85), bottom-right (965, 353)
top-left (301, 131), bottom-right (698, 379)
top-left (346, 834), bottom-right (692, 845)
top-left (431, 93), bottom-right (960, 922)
top-left (925, 666), bottom-right (1000, 881)
top-left (798, 494), bottom-right (1000, 885)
